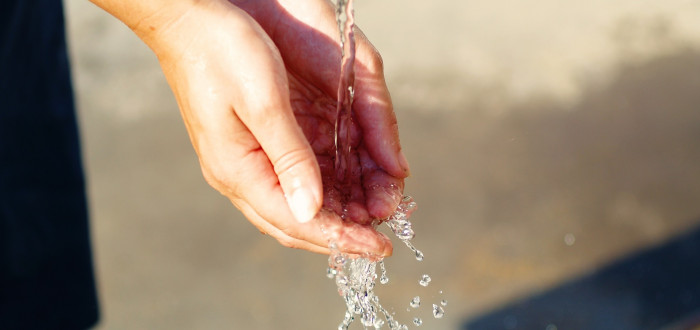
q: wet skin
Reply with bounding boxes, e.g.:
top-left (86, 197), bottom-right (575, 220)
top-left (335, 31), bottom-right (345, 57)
top-left (233, 0), bottom-right (410, 253)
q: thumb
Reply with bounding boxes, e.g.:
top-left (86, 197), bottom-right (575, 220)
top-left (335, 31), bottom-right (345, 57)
top-left (236, 86), bottom-right (322, 224)
top-left (228, 26), bottom-right (322, 224)
top-left (238, 95), bottom-right (322, 224)
top-left (268, 125), bottom-right (323, 224)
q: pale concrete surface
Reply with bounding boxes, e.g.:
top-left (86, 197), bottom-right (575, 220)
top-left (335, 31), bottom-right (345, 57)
top-left (64, 0), bottom-right (700, 329)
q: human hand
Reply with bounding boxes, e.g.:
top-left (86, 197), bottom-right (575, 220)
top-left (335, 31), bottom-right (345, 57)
top-left (107, 0), bottom-right (409, 255)
top-left (231, 0), bottom-right (410, 223)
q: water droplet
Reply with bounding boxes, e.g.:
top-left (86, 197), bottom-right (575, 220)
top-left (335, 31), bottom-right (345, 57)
top-left (354, 304), bottom-right (363, 314)
top-left (380, 275), bottom-right (389, 284)
top-left (405, 202), bottom-right (417, 213)
top-left (413, 317), bottom-right (423, 326)
top-left (387, 218), bottom-right (415, 240)
top-left (564, 233), bottom-right (576, 246)
top-left (440, 299), bottom-right (448, 306)
top-left (335, 274), bottom-right (349, 292)
top-left (373, 318), bottom-right (385, 329)
top-left (398, 196), bottom-right (417, 214)
top-left (327, 267), bottom-right (338, 279)
top-left (338, 310), bottom-right (353, 330)
top-left (334, 254), bottom-right (347, 267)
top-left (399, 325), bottom-right (408, 330)
top-left (361, 311), bottom-right (375, 327)
top-left (432, 304), bottom-right (445, 319)
top-left (415, 249), bottom-right (424, 261)
top-left (379, 260), bottom-right (389, 284)
top-left (419, 274), bottom-right (432, 287)
top-left (410, 296), bottom-right (421, 308)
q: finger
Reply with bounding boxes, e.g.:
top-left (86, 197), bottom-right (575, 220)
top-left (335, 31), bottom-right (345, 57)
top-left (359, 147), bottom-right (404, 220)
top-left (352, 29), bottom-right (411, 179)
top-left (203, 123), bottom-right (389, 257)
top-left (233, 198), bottom-right (330, 254)
top-left (344, 147), bottom-right (371, 224)
top-left (235, 197), bottom-right (391, 257)
top-left (226, 14), bottom-right (323, 224)
top-left (210, 141), bottom-right (390, 256)
top-left (208, 139), bottom-right (390, 256)
top-left (253, 182), bottom-right (392, 256)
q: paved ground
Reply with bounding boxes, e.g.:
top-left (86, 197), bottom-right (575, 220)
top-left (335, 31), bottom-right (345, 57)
top-left (65, 0), bottom-right (700, 329)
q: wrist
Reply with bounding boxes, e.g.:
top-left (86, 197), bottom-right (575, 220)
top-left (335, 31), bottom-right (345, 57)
top-left (88, 0), bottom-right (206, 52)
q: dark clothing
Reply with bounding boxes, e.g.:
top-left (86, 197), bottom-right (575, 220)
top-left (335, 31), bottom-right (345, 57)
top-left (1, 0), bottom-right (99, 328)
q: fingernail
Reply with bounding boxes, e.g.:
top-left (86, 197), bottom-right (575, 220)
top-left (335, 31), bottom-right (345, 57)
top-left (398, 150), bottom-right (411, 176)
top-left (288, 187), bottom-right (319, 223)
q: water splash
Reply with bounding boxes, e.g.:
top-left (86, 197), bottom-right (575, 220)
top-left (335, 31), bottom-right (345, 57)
top-left (413, 317), bottom-right (423, 326)
top-left (386, 196), bottom-right (425, 262)
top-left (410, 296), bottom-right (421, 308)
top-left (379, 260), bottom-right (389, 284)
top-left (432, 304), bottom-right (445, 319)
top-left (326, 1), bottom-right (446, 328)
top-left (414, 249), bottom-right (424, 261)
top-left (327, 198), bottom-right (419, 329)
top-left (419, 274), bottom-right (432, 287)
top-left (326, 196), bottom-right (448, 328)
top-left (333, 0), bottom-right (356, 187)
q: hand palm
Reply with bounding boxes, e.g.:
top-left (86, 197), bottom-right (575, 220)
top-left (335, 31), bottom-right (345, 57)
top-left (249, 0), bottom-right (407, 223)
top-left (156, 0), bottom-right (408, 255)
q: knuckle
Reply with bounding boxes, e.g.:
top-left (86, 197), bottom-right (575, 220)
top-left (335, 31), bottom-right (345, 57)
top-left (275, 234), bottom-right (299, 249)
top-left (201, 165), bottom-right (241, 197)
top-left (272, 147), bottom-right (313, 178)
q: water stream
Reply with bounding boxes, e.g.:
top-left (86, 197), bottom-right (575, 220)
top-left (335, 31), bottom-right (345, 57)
top-left (333, 0), bottom-right (356, 190)
top-left (325, 1), bottom-right (446, 328)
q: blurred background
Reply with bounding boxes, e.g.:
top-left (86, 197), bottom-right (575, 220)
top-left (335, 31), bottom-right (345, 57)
top-left (65, 0), bottom-right (700, 329)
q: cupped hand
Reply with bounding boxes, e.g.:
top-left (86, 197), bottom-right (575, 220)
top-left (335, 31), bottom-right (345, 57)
top-left (139, 0), bottom-right (409, 255)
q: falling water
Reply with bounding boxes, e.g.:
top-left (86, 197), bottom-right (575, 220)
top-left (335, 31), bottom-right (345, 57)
top-left (325, 1), bottom-right (446, 328)
top-left (333, 0), bottom-right (356, 187)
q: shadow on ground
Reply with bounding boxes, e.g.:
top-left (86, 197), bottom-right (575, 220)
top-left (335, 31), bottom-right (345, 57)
top-left (462, 224), bottom-right (700, 330)
top-left (449, 47), bottom-right (700, 330)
